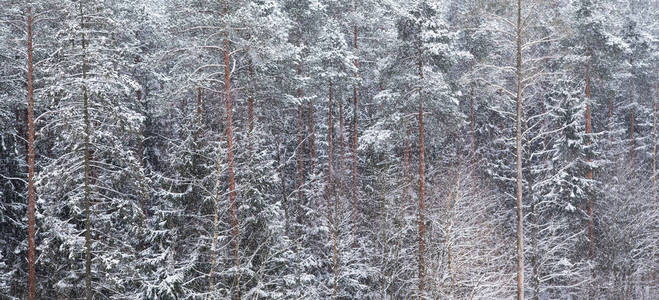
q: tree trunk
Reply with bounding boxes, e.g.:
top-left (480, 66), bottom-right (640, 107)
top-left (296, 101), bottom-right (304, 212)
top-left (296, 31), bottom-right (305, 210)
top-left (515, 0), bottom-right (525, 298)
top-left (327, 80), bottom-right (334, 225)
top-left (470, 85), bottom-right (476, 174)
top-left (339, 98), bottom-right (346, 198)
top-left (248, 58), bottom-right (255, 156)
top-left (654, 82), bottom-right (657, 202)
top-left (585, 48), bottom-right (594, 259)
top-left (26, 8), bottom-right (37, 300)
top-left (309, 100), bottom-right (316, 171)
top-left (223, 2), bottom-right (240, 298)
top-left (327, 80), bottom-right (338, 299)
top-left (608, 98), bottom-right (614, 144)
top-left (197, 87), bottom-right (203, 127)
top-left (630, 83), bottom-right (635, 173)
top-left (417, 36), bottom-right (426, 298)
top-left (79, 1), bottom-right (93, 298)
top-left (351, 1), bottom-right (360, 245)
top-left (294, 46), bottom-right (305, 297)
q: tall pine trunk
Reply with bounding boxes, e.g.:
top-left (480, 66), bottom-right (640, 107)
top-left (630, 82), bottom-right (635, 173)
top-left (327, 80), bottom-right (338, 299)
top-left (294, 35), bottom-right (304, 297)
top-left (248, 58), bottom-right (255, 156)
top-left (339, 98), bottom-right (346, 198)
top-left (417, 35), bottom-right (426, 298)
top-left (351, 0), bottom-right (360, 245)
top-left (25, 8), bottom-right (37, 300)
top-left (223, 2), bottom-right (240, 298)
top-left (79, 1), bottom-right (93, 298)
top-left (515, 0), bottom-right (525, 298)
top-left (654, 83), bottom-right (657, 201)
top-left (470, 85), bottom-right (476, 174)
top-left (309, 100), bottom-right (316, 171)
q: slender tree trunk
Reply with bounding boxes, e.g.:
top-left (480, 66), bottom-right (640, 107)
top-left (630, 83), bottom-right (635, 173)
top-left (79, 2), bottom-right (93, 298)
top-left (296, 102), bottom-right (304, 210)
top-left (608, 98), bottom-right (614, 144)
top-left (417, 36), bottom-right (426, 298)
top-left (197, 87), bottom-right (203, 126)
top-left (515, 0), bottom-right (525, 298)
top-left (470, 85), bottom-right (476, 174)
top-left (223, 2), bottom-right (240, 298)
top-left (309, 100), bottom-right (316, 171)
top-left (351, 0), bottom-right (360, 246)
top-left (248, 58), bottom-right (255, 156)
top-left (585, 48), bottom-right (594, 259)
top-left (654, 82), bottom-right (657, 201)
top-left (327, 80), bottom-right (338, 299)
top-left (327, 80), bottom-right (334, 226)
top-left (295, 48), bottom-right (304, 298)
top-left (339, 98), bottom-right (346, 198)
top-left (25, 8), bottom-right (37, 300)
top-left (652, 84), bottom-right (658, 293)
top-left (296, 33), bottom-right (305, 209)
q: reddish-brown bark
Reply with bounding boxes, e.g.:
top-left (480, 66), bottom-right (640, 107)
top-left (26, 8), bottom-right (36, 300)
top-left (339, 98), bottom-right (346, 197)
top-left (223, 0), bottom-right (239, 269)
top-left (417, 37), bottom-right (426, 296)
top-left (309, 100), bottom-right (316, 171)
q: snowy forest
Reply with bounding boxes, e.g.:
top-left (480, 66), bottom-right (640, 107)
top-left (1, 0), bottom-right (657, 299)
